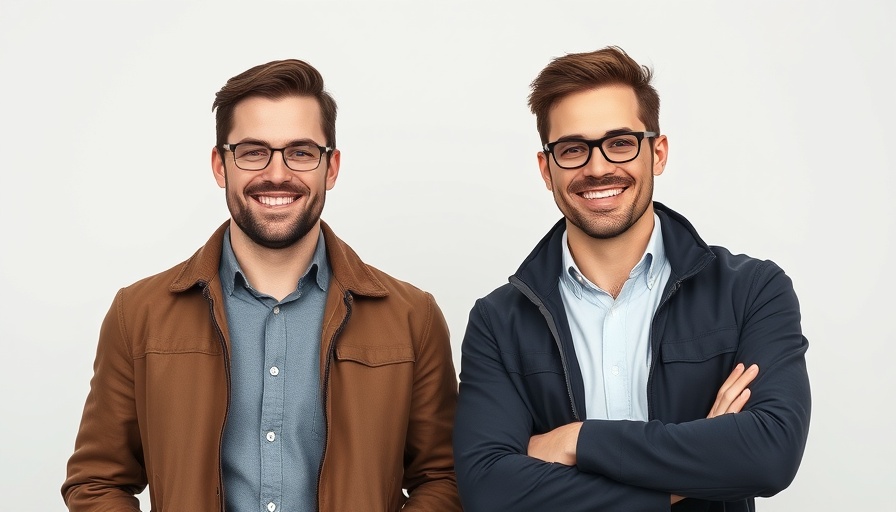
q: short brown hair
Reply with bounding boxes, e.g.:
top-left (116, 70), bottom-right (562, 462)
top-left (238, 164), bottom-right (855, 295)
top-left (212, 59), bottom-right (338, 151)
top-left (528, 46), bottom-right (659, 144)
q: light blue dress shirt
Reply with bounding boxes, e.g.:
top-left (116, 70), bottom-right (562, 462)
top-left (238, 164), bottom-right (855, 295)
top-left (219, 229), bottom-right (329, 512)
top-left (559, 214), bottom-right (671, 421)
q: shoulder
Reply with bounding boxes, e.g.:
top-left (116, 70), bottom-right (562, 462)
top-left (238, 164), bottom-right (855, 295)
top-left (476, 282), bottom-right (525, 311)
top-left (705, 245), bottom-right (789, 286)
top-left (688, 245), bottom-right (797, 310)
top-left (467, 281), bottom-right (547, 335)
top-left (656, 205), bottom-right (789, 291)
top-left (361, 263), bottom-right (439, 309)
top-left (95, 253), bottom-right (206, 357)
top-left (116, 258), bottom-right (194, 306)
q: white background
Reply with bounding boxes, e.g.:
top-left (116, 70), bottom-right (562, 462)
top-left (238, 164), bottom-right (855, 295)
top-left (1, 0), bottom-right (893, 510)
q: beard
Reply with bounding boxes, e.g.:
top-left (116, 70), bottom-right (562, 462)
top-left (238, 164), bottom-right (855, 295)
top-left (557, 173), bottom-right (654, 240)
top-left (225, 179), bottom-right (325, 250)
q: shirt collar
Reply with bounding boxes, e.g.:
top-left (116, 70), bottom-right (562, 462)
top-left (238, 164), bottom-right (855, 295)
top-left (560, 213), bottom-right (668, 298)
top-left (219, 227), bottom-right (330, 297)
top-left (639, 213), bottom-right (667, 290)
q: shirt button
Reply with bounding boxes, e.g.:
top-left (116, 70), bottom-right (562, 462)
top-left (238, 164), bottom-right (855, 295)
top-left (269, 366), bottom-right (279, 376)
top-left (266, 431), bottom-right (276, 442)
top-left (273, 306), bottom-right (280, 314)
top-left (611, 365), bottom-right (620, 376)
top-left (267, 502), bottom-right (276, 511)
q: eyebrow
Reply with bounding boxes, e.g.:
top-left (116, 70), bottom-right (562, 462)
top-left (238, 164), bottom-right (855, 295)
top-left (555, 128), bottom-right (638, 142)
top-left (234, 137), bottom-right (324, 147)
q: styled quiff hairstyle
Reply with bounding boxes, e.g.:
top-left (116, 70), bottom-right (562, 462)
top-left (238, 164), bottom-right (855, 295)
top-left (528, 46), bottom-right (660, 145)
top-left (213, 59), bottom-right (338, 152)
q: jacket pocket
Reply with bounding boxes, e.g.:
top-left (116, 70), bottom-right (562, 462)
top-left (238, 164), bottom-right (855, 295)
top-left (141, 336), bottom-right (222, 356)
top-left (660, 326), bottom-right (739, 363)
top-left (334, 345), bottom-right (416, 366)
top-left (329, 345), bottom-right (417, 444)
top-left (504, 350), bottom-right (565, 376)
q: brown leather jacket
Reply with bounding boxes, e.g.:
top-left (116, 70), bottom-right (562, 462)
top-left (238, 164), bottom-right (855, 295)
top-left (63, 221), bottom-right (461, 511)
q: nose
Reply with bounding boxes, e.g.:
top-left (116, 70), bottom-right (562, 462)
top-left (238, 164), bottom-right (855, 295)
top-left (260, 149), bottom-right (293, 184)
top-left (581, 147), bottom-right (618, 177)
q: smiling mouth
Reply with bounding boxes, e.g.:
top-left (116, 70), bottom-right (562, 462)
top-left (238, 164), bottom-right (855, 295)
top-left (580, 188), bottom-right (624, 199)
top-left (254, 195), bottom-right (299, 206)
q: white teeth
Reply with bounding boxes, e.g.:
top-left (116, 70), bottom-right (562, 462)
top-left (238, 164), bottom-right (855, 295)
top-left (258, 196), bottom-right (295, 206)
top-left (582, 188), bottom-right (623, 199)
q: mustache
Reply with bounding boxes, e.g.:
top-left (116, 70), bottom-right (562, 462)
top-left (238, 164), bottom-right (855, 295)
top-left (245, 182), bottom-right (309, 196)
top-left (567, 175), bottom-right (634, 195)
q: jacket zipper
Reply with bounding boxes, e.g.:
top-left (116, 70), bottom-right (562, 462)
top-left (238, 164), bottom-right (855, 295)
top-left (645, 280), bottom-right (680, 420)
top-left (316, 291), bottom-right (353, 510)
top-left (510, 277), bottom-right (581, 421)
top-left (202, 282), bottom-right (231, 512)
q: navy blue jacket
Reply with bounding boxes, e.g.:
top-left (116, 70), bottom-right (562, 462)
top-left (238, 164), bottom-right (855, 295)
top-left (454, 203), bottom-right (811, 511)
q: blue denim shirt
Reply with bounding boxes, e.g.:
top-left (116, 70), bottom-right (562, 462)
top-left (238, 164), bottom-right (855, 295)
top-left (219, 228), bottom-right (329, 512)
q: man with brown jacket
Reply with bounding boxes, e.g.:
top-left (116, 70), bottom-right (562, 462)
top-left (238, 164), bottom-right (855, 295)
top-left (62, 59), bottom-right (461, 512)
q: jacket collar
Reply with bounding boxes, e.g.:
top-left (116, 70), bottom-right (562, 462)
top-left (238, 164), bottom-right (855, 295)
top-left (169, 220), bottom-right (388, 298)
top-left (513, 202), bottom-right (715, 297)
top-left (653, 202), bottom-right (716, 282)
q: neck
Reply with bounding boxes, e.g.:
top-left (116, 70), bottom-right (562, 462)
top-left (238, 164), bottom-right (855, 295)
top-left (565, 209), bottom-right (655, 298)
top-left (228, 220), bottom-right (321, 301)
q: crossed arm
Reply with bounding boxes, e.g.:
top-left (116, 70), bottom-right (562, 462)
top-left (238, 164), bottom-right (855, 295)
top-left (527, 363), bottom-right (759, 505)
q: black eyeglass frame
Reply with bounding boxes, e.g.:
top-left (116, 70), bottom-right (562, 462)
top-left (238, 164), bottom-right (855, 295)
top-left (222, 142), bottom-right (334, 172)
top-left (543, 131), bottom-right (657, 169)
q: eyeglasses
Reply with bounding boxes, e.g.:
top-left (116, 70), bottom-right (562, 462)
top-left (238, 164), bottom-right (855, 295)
top-left (222, 142), bottom-right (333, 172)
top-left (543, 131), bottom-right (657, 169)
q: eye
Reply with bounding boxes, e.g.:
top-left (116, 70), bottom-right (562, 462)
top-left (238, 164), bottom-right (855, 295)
top-left (235, 145), bottom-right (270, 160)
top-left (606, 137), bottom-right (636, 148)
top-left (556, 142), bottom-right (589, 157)
top-left (603, 135), bottom-right (641, 155)
top-left (285, 145), bottom-right (320, 160)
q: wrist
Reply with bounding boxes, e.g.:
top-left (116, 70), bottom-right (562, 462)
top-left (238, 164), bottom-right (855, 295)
top-left (566, 422), bottom-right (583, 464)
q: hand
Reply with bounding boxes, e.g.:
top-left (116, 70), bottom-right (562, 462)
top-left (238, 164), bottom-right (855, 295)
top-left (707, 363), bottom-right (759, 418)
top-left (527, 422), bottom-right (583, 466)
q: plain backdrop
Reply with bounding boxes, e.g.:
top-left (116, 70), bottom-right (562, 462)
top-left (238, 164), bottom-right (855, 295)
top-left (1, 0), bottom-right (893, 510)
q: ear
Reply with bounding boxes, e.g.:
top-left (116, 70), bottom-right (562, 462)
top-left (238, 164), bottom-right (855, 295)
top-left (537, 151), bottom-right (553, 191)
top-left (651, 135), bottom-right (668, 176)
top-left (324, 149), bottom-right (340, 191)
top-left (211, 146), bottom-right (226, 188)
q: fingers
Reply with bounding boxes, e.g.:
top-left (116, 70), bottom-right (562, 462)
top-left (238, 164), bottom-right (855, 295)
top-left (719, 362), bottom-right (747, 391)
top-left (726, 388), bottom-right (751, 414)
top-left (708, 363), bottom-right (744, 418)
top-left (708, 363), bottom-right (759, 418)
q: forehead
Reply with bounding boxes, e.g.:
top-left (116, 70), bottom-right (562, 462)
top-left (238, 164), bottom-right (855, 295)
top-left (548, 85), bottom-right (642, 140)
top-left (229, 95), bottom-right (325, 144)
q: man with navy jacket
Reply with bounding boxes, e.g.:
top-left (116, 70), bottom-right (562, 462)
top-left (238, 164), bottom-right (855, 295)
top-left (453, 46), bottom-right (810, 511)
